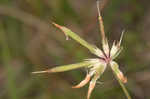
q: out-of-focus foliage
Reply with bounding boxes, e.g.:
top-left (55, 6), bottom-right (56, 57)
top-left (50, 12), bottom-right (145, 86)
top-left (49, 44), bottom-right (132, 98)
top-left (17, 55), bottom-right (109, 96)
top-left (0, 0), bottom-right (150, 99)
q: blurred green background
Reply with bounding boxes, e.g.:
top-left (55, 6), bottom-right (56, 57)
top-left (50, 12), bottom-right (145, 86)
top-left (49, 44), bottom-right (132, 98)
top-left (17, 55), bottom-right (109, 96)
top-left (0, 0), bottom-right (150, 99)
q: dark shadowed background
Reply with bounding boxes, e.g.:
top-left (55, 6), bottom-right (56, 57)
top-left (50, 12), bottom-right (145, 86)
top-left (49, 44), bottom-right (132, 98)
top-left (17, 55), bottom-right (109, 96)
top-left (0, 0), bottom-right (150, 99)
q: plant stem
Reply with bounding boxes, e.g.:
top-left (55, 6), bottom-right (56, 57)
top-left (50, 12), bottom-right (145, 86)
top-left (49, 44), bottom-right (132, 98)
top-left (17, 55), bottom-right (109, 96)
top-left (0, 22), bottom-right (18, 99)
top-left (114, 72), bottom-right (131, 99)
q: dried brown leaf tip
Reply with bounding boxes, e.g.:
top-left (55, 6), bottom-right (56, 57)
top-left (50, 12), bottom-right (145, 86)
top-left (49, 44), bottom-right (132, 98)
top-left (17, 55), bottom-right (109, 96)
top-left (32, 0), bottom-right (131, 99)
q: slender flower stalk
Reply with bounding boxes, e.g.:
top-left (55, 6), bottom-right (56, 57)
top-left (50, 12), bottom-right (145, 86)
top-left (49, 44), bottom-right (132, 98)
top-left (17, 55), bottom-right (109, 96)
top-left (32, 0), bottom-right (131, 99)
top-left (114, 72), bottom-right (131, 99)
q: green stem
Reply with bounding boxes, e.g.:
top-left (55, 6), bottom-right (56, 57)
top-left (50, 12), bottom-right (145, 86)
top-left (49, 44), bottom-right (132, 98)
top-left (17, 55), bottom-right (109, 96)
top-left (113, 72), bottom-right (131, 99)
top-left (0, 23), bottom-right (18, 99)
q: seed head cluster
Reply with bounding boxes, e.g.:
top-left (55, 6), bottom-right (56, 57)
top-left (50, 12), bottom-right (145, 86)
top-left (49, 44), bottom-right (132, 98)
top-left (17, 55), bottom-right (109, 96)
top-left (32, 1), bottom-right (128, 99)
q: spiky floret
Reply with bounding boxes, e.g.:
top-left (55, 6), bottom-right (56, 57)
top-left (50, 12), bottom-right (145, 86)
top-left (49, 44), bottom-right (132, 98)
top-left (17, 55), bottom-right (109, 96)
top-left (32, 1), bottom-right (131, 99)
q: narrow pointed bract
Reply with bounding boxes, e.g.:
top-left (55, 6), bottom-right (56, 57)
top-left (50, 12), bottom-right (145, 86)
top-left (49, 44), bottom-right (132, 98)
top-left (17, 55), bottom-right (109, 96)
top-left (110, 61), bottom-right (127, 83)
top-left (32, 61), bottom-right (92, 73)
top-left (117, 71), bottom-right (127, 83)
top-left (87, 73), bottom-right (99, 99)
top-left (52, 23), bottom-right (95, 52)
top-left (32, 70), bottom-right (50, 74)
top-left (72, 74), bottom-right (91, 88)
top-left (52, 22), bottom-right (104, 58)
top-left (119, 30), bottom-right (125, 46)
top-left (110, 41), bottom-right (118, 57)
top-left (87, 81), bottom-right (96, 99)
top-left (52, 22), bottom-right (69, 40)
top-left (102, 38), bottom-right (110, 56)
top-left (110, 30), bottom-right (125, 59)
top-left (97, 0), bottom-right (110, 57)
top-left (92, 46), bottom-right (105, 58)
top-left (96, 0), bottom-right (106, 42)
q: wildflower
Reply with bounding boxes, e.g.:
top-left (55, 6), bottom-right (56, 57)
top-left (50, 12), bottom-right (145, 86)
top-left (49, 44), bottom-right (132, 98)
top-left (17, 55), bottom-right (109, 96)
top-left (32, 1), bottom-right (131, 99)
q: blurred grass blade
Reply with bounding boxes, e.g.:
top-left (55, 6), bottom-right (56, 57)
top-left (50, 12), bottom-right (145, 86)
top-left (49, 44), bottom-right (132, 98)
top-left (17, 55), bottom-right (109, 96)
top-left (0, 23), bottom-right (18, 99)
top-left (32, 61), bottom-right (92, 73)
top-left (52, 23), bottom-right (104, 57)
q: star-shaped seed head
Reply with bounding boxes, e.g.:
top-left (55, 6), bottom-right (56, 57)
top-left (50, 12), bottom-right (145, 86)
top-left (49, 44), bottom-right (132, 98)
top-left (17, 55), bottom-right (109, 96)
top-left (32, 1), bottom-right (130, 99)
